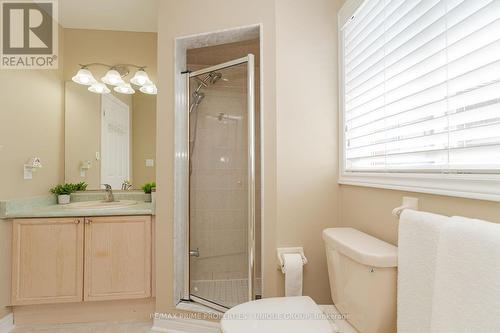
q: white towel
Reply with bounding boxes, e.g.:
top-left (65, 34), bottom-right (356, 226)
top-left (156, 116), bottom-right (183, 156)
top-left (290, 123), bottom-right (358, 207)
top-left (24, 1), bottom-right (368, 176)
top-left (430, 216), bottom-right (500, 333)
top-left (397, 209), bottom-right (451, 333)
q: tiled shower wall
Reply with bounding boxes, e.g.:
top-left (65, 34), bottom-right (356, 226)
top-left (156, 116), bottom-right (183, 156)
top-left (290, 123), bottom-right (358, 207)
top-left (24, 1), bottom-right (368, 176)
top-left (190, 67), bottom-right (249, 281)
top-left (187, 39), bottom-right (261, 286)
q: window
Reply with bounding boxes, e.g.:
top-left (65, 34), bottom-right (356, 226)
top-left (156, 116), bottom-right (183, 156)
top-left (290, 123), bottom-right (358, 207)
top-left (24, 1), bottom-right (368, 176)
top-left (339, 0), bottom-right (500, 201)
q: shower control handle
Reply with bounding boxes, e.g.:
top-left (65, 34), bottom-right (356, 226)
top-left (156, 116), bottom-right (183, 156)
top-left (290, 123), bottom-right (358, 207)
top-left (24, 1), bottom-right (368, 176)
top-left (189, 248), bottom-right (200, 257)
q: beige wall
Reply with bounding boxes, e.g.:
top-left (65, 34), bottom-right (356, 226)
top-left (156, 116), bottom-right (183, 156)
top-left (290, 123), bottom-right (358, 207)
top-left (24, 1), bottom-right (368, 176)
top-left (0, 28), bottom-right (65, 201)
top-left (0, 69), bottom-right (65, 200)
top-left (132, 93), bottom-right (157, 187)
top-left (339, 185), bottom-right (500, 246)
top-left (156, 0), bottom-right (342, 312)
top-left (63, 29), bottom-right (157, 83)
top-left (156, 0), bottom-right (277, 313)
top-left (274, 0), bottom-right (342, 304)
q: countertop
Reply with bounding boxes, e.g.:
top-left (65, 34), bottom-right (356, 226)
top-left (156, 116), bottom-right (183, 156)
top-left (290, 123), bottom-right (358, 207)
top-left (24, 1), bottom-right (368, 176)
top-left (0, 192), bottom-right (155, 219)
top-left (4, 201), bottom-right (154, 218)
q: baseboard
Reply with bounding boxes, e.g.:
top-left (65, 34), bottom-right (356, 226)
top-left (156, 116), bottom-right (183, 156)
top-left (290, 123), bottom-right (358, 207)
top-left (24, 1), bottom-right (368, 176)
top-left (152, 317), bottom-right (220, 333)
top-left (0, 313), bottom-right (14, 333)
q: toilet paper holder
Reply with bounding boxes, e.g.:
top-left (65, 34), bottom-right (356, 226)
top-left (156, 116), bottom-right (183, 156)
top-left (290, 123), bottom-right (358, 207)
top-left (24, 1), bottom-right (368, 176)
top-left (277, 247), bottom-right (308, 273)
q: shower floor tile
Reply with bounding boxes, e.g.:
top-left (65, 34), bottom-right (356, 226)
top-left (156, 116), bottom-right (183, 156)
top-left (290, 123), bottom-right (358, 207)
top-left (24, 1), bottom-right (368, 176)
top-left (191, 278), bottom-right (262, 308)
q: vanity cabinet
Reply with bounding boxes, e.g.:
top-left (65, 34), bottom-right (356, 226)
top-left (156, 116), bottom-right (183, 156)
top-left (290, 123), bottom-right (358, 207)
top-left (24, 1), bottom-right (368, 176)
top-left (84, 216), bottom-right (151, 301)
top-left (11, 215), bottom-right (152, 306)
top-left (11, 218), bottom-right (84, 305)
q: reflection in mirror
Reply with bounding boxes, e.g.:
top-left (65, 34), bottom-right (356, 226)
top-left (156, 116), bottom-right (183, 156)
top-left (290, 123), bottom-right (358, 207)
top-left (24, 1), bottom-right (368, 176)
top-left (65, 82), bottom-right (156, 190)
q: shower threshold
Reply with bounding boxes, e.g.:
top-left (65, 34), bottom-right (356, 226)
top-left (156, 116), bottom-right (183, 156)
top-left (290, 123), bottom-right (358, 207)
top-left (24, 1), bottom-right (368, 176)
top-left (190, 278), bottom-right (262, 310)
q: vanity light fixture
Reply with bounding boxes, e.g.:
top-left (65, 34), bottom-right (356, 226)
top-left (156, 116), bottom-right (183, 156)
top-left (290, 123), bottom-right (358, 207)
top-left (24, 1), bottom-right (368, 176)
top-left (114, 83), bottom-right (135, 94)
top-left (72, 63), bottom-right (157, 95)
top-left (139, 82), bottom-right (158, 95)
top-left (130, 70), bottom-right (151, 86)
top-left (88, 82), bottom-right (111, 94)
top-left (101, 69), bottom-right (125, 86)
top-left (71, 68), bottom-right (96, 85)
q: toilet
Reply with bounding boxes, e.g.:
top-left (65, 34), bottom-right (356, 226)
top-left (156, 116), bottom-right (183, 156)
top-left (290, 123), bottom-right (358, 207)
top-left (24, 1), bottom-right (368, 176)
top-left (221, 227), bottom-right (398, 333)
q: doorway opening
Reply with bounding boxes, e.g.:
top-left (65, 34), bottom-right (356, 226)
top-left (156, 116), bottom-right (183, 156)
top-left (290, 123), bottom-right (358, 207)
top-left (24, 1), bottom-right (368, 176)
top-left (174, 25), bottom-right (262, 312)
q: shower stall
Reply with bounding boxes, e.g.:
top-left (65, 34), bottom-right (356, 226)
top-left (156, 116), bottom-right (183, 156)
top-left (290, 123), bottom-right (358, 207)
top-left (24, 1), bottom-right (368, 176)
top-left (183, 54), bottom-right (260, 311)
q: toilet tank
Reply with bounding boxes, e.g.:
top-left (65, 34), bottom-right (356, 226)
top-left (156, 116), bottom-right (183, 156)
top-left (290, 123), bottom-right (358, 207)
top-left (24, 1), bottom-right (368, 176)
top-left (323, 228), bottom-right (397, 333)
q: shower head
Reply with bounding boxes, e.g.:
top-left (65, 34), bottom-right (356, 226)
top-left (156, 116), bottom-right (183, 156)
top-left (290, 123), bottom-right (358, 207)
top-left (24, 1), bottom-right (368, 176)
top-left (208, 72), bottom-right (223, 84)
top-left (190, 71), bottom-right (224, 114)
top-left (195, 71), bottom-right (224, 89)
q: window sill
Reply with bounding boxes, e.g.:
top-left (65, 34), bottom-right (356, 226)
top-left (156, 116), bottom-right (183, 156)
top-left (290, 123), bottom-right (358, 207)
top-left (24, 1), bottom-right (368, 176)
top-left (338, 172), bottom-right (500, 202)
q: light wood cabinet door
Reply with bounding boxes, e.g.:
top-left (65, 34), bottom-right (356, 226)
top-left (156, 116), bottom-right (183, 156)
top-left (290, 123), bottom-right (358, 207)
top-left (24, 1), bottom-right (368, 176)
top-left (11, 218), bottom-right (84, 305)
top-left (84, 215), bottom-right (151, 301)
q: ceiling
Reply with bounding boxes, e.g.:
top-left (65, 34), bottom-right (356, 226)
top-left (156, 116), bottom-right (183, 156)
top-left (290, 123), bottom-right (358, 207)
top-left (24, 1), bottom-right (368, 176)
top-left (59, 0), bottom-right (158, 33)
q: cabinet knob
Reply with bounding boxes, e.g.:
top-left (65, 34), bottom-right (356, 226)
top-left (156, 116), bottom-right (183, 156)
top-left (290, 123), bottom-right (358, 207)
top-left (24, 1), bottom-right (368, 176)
top-left (74, 219), bottom-right (80, 224)
top-left (85, 219), bottom-right (92, 224)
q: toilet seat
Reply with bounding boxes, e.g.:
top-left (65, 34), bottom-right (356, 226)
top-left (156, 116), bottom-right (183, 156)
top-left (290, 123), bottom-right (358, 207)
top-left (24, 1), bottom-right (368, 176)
top-left (220, 296), bottom-right (334, 333)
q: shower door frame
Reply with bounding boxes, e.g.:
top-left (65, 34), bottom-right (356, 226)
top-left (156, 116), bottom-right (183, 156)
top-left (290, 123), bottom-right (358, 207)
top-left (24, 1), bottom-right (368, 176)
top-left (184, 54), bottom-right (256, 311)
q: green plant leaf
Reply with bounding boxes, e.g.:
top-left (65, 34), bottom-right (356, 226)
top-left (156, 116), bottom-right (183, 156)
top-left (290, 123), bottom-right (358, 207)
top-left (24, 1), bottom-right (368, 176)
top-left (49, 182), bottom-right (85, 195)
top-left (141, 182), bottom-right (156, 194)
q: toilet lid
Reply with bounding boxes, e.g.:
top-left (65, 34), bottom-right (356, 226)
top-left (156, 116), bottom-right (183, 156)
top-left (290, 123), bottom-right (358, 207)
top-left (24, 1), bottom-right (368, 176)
top-left (220, 296), bottom-right (334, 333)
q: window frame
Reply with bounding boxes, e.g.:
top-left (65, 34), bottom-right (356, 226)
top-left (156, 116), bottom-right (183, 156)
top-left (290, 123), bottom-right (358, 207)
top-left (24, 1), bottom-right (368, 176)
top-left (337, 0), bottom-right (500, 202)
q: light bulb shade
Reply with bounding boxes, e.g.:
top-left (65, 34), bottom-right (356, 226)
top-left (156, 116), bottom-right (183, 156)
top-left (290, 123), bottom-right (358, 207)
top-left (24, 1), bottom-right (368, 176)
top-left (130, 70), bottom-right (151, 86)
top-left (72, 68), bottom-right (96, 86)
top-left (139, 83), bottom-right (157, 95)
top-left (101, 69), bottom-right (125, 86)
top-left (114, 83), bottom-right (135, 94)
top-left (88, 82), bottom-right (111, 94)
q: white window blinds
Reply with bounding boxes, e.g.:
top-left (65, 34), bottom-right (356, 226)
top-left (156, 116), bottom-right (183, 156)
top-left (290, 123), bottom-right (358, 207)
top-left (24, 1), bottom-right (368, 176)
top-left (342, 0), bottom-right (500, 173)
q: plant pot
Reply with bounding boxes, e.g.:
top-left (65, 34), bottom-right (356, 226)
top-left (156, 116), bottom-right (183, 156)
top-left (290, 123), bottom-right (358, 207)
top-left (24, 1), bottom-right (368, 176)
top-left (144, 193), bottom-right (152, 203)
top-left (58, 194), bottom-right (71, 205)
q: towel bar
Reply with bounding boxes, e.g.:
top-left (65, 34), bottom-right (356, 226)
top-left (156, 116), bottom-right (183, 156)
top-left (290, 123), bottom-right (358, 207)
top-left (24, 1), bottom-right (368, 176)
top-left (392, 197), bottom-right (419, 218)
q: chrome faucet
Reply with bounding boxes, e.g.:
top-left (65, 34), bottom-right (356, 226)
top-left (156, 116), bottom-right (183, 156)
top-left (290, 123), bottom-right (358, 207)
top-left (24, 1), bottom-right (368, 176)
top-left (102, 184), bottom-right (114, 202)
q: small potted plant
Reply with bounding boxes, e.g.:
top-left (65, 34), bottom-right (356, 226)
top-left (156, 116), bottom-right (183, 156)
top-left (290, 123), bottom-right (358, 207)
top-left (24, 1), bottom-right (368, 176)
top-left (73, 182), bottom-right (88, 192)
top-left (50, 183), bottom-right (76, 205)
top-left (141, 182), bottom-right (156, 202)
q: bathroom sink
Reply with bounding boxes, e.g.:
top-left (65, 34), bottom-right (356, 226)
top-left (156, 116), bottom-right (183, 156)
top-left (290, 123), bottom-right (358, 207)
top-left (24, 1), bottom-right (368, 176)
top-left (62, 200), bottom-right (138, 210)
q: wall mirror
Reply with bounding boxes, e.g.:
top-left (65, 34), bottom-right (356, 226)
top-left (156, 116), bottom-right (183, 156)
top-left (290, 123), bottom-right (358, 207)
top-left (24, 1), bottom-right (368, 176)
top-left (64, 82), bottom-right (156, 190)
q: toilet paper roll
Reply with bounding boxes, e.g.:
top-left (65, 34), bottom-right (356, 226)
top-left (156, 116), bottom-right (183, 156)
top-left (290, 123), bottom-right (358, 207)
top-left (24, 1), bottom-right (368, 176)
top-left (282, 253), bottom-right (303, 297)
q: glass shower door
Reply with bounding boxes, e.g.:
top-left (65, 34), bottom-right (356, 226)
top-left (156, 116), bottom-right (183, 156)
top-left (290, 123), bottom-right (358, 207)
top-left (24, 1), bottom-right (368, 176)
top-left (188, 55), bottom-right (255, 310)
